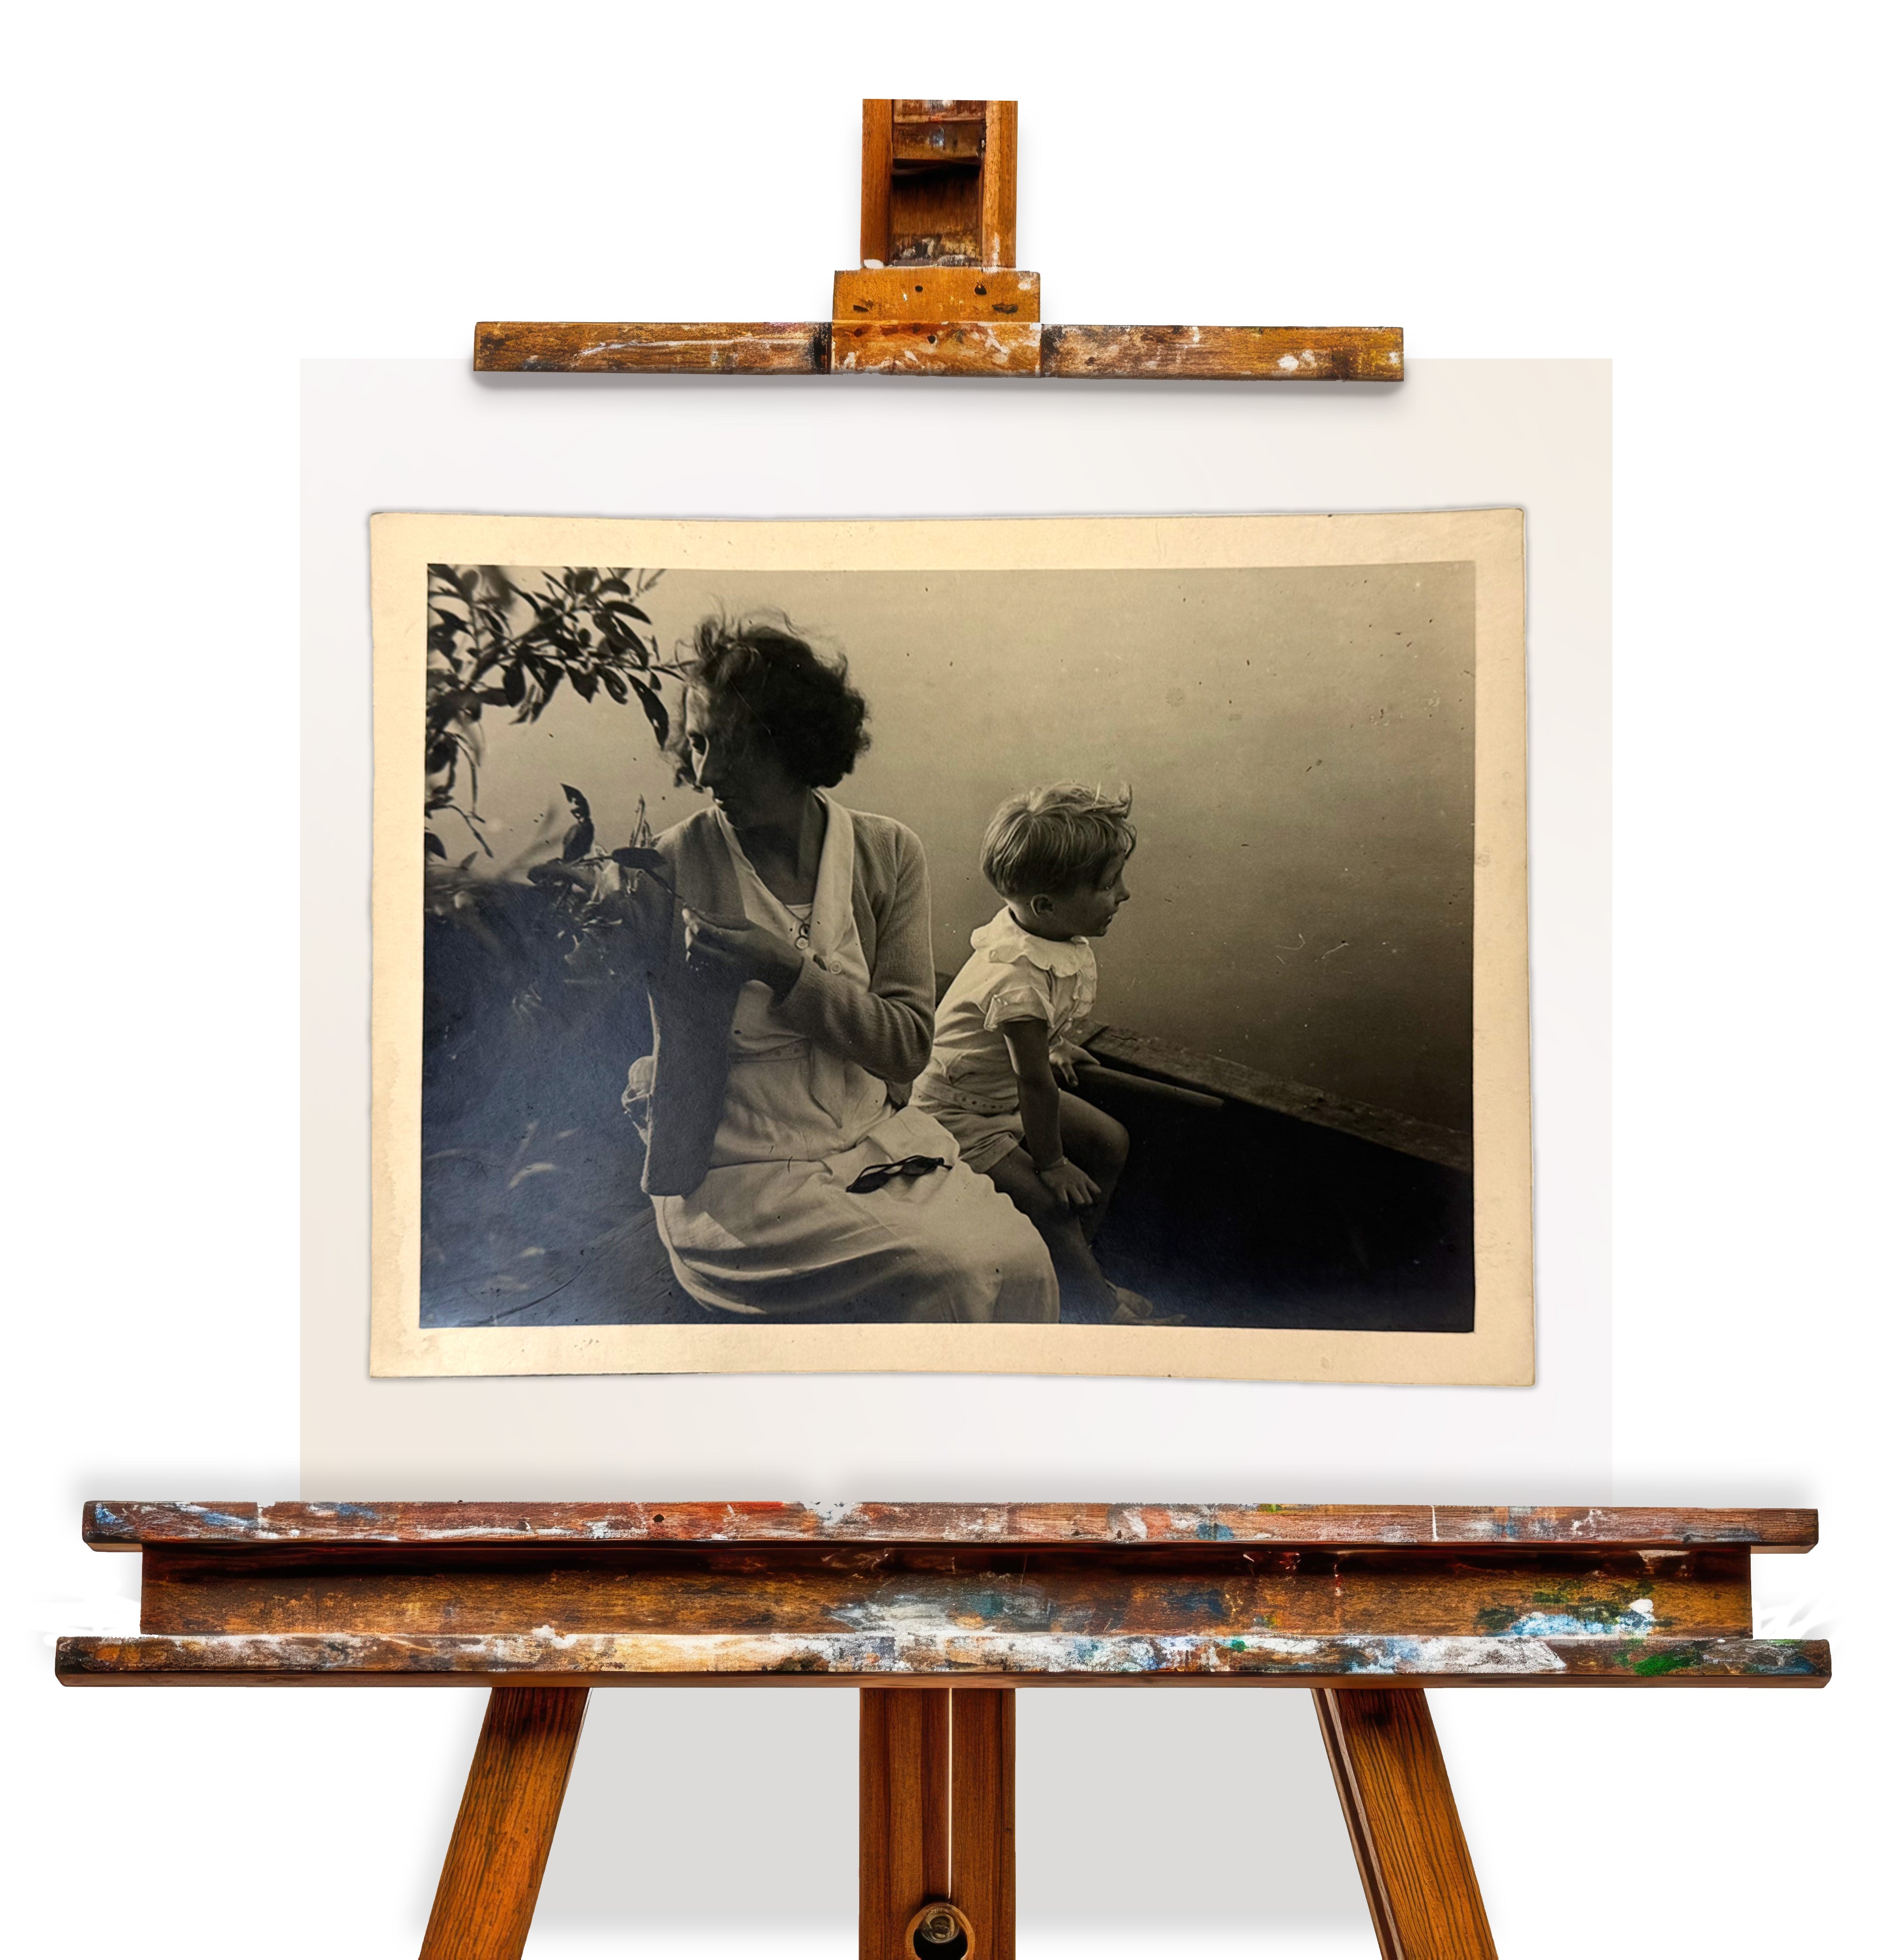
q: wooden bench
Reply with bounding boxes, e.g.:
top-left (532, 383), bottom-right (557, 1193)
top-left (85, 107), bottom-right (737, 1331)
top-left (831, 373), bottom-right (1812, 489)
top-left (59, 1501), bottom-right (1827, 1959)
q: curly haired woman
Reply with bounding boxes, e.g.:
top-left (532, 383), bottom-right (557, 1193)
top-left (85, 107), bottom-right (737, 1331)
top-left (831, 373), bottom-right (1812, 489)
top-left (616, 614), bottom-right (1058, 1323)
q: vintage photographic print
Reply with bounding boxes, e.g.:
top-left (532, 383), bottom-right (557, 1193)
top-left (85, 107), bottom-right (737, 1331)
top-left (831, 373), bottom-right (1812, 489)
top-left (370, 511), bottom-right (1530, 1383)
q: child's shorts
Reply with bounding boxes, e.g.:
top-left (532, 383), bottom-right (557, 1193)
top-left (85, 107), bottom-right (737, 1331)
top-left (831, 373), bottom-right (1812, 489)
top-left (911, 1084), bottom-right (1024, 1177)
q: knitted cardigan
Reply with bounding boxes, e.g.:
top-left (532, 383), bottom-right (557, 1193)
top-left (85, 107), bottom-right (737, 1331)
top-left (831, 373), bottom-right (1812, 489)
top-left (626, 804), bottom-right (936, 1197)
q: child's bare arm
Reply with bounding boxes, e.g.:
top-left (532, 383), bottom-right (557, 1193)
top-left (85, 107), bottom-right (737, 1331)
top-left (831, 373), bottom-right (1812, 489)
top-left (1001, 1019), bottom-right (1098, 1209)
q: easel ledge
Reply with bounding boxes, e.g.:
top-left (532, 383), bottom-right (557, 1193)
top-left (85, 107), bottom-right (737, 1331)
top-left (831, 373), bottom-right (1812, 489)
top-left (57, 1503), bottom-right (1825, 1960)
top-left (63, 1500), bottom-right (1825, 1691)
top-left (474, 321), bottom-right (1403, 381)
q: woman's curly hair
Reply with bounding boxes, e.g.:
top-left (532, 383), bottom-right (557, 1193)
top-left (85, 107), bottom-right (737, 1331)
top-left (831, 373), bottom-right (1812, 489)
top-left (669, 613), bottom-right (870, 789)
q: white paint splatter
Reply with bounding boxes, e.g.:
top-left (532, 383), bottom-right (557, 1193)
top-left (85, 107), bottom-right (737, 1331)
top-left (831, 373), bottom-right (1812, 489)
top-left (1506, 1599), bottom-right (1654, 1638)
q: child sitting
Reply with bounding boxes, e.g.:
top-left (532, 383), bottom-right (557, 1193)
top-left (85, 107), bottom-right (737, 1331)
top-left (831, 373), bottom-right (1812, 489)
top-left (915, 784), bottom-right (1171, 1324)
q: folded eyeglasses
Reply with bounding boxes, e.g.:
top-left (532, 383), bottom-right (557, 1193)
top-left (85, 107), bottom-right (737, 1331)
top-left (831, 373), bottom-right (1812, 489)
top-left (845, 1154), bottom-right (951, 1195)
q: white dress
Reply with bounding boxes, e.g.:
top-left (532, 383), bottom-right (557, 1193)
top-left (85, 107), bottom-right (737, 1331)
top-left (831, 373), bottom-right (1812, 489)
top-left (651, 800), bottom-right (1059, 1323)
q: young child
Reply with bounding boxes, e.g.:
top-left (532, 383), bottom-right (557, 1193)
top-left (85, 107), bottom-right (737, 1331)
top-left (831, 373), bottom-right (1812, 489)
top-left (914, 784), bottom-right (1173, 1324)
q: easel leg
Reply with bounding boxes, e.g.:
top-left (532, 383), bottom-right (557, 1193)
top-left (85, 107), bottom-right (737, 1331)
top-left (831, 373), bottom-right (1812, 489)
top-left (421, 1685), bottom-right (590, 1960)
top-left (860, 1687), bottom-right (951, 1960)
top-left (951, 1688), bottom-right (1015, 1960)
top-left (1314, 1688), bottom-right (1497, 1960)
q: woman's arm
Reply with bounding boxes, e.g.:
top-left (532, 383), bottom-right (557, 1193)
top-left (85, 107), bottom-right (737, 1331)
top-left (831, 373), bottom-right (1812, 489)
top-left (773, 823), bottom-right (934, 1083)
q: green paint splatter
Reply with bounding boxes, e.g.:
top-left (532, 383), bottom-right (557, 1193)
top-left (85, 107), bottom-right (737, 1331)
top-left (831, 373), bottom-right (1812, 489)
top-left (1633, 1648), bottom-right (1699, 1678)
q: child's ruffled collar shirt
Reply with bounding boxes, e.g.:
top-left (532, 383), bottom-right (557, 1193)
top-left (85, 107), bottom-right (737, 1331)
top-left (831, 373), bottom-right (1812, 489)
top-left (971, 907), bottom-right (1095, 980)
top-left (914, 908), bottom-right (1100, 1118)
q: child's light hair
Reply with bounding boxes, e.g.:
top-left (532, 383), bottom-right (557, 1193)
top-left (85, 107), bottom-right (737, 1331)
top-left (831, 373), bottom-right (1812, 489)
top-left (981, 782), bottom-right (1136, 900)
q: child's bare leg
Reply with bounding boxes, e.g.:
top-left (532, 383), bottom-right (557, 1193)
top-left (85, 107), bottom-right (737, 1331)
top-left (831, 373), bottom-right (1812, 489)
top-left (997, 1098), bottom-right (1178, 1324)
top-left (986, 1145), bottom-right (1118, 1314)
top-left (1056, 1091), bottom-right (1128, 1245)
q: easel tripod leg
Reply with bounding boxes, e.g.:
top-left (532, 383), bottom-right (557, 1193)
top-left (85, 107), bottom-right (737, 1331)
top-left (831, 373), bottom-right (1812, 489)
top-left (1314, 1688), bottom-right (1497, 1960)
top-left (951, 1689), bottom-right (1015, 1960)
top-left (860, 1687), bottom-right (951, 1960)
top-left (859, 1687), bottom-right (1015, 1959)
top-left (420, 1685), bottom-right (590, 1960)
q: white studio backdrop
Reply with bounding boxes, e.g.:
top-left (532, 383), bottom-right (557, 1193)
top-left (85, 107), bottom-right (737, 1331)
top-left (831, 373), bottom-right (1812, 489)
top-left (7, 6), bottom-right (1897, 1959)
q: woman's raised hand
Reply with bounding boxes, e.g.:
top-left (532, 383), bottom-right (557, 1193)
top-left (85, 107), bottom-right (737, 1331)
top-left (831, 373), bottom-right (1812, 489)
top-left (682, 906), bottom-right (804, 998)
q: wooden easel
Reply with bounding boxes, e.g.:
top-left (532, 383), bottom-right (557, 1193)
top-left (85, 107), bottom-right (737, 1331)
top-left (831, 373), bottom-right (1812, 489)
top-left (476, 98), bottom-right (1401, 381)
top-left (60, 1501), bottom-right (1826, 1959)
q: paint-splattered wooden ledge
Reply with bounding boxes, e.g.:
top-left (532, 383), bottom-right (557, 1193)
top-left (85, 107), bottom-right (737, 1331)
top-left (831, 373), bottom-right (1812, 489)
top-left (81, 1499), bottom-right (1817, 1550)
top-left (57, 1502), bottom-right (1828, 1960)
top-left (60, 1630), bottom-right (1824, 1690)
top-left (473, 320), bottom-right (1402, 381)
top-left (60, 1501), bottom-right (1826, 1691)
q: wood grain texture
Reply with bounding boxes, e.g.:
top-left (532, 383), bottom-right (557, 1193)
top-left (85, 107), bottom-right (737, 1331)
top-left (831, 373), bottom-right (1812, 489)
top-left (1080, 1024), bottom-right (1473, 1173)
top-left (834, 268), bottom-right (1040, 322)
top-left (134, 1543), bottom-right (1756, 1642)
top-left (892, 117), bottom-right (985, 163)
top-left (472, 322), bottom-right (827, 374)
top-left (82, 1501), bottom-right (1823, 1551)
top-left (861, 1688), bottom-right (949, 1960)
top-left (887, 157), bottom-right (982, 265)
top-left (831, 319), bottom-right (1041, 376)
top-left (1040, 324), bottom-right (1403, 381)
top-left (951, 1689), bottom-right (1014, 1959)
top-left (55, 1631), bottom-right (1831, 1687)
top-left (860, 100), bottom-right (893, 266)
top-left (980, 100), bottom-right (1017, 269)
top-left (420, 1686), bottom-right (588, 1960)
top-left (893, 99), bottom-right (989, 122)
top-left (1317, 1689), bottom-right (1496, 1960)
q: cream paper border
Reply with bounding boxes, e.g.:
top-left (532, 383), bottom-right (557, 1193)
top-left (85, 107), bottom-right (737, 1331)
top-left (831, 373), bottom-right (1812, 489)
top-left (370, 509), bottom-right (1531, 1385)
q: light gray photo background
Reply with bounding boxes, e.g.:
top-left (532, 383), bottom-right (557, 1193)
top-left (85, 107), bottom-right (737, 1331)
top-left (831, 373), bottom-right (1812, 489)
top-left (305, 358), bottom-right (1607, 1953)
top-left (465, 560), bottom-right (1475, 1136)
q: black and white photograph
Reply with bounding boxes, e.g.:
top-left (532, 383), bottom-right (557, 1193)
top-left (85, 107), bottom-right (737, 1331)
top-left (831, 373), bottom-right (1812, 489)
top-left (372, 510), bottom-right (1531, 1381)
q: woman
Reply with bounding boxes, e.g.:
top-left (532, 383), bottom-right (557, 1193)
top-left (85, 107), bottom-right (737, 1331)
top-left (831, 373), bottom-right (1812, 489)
top-left (616, 615), bottom-right (1059, 1323)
